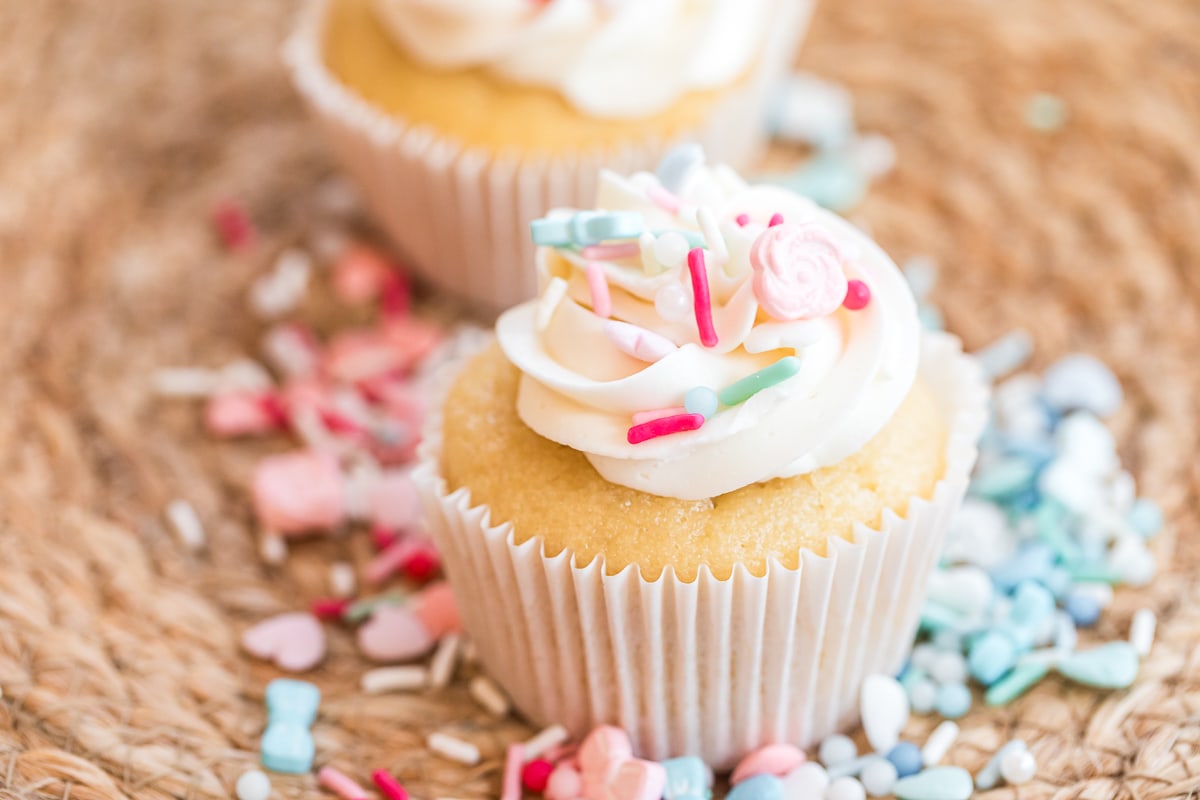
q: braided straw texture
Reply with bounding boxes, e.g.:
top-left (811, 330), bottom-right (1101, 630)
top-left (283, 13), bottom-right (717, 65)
top-left (0, 1), bottom-right (1197, 798)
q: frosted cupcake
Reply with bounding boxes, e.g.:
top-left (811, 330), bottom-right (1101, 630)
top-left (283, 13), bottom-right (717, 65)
top-left (285, 0), bottom-right (814, 312)
top-left (414, 151), bottom-right (988, 767)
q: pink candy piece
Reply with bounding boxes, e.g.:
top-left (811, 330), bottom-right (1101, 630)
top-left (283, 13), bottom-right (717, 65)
top-left (403, 544), bottom-right (441, 583)
top-left (843, 279), bottom-right (871, 310)
top-left (318, 766), bottom-right (370, 800)
top-left (241, 612), bottom-right (326, 672)
top-left (212, 200), bottom-right (255, 252)
top-left (368, 471), bottom-right (421, 531)
top-left (687, 248), bottom-right (718, 347)
top-left (333, 245), bottom-right (392, 305)
top-left (522, 758), bottom-right (555, 793)
top-left (730, 743), bottom-right (807, 785)
top-left (646, 183), bottom-right (682, 213)
top-left (546, 763), bottom-right (584, 800)
top-left (578, 726), bottom-right (665, 800)
top-left (609, 761), bottom-right (666, 800)
top-left (323, 331), bottom-right (408, 384)
top-left (749, 222), bottom-right (849, 321)
top-left (768, 213), bottom-right (785, 227)
top-left (501, 743), bottom-right (525, 800)
top-left (411, 581), bottom-right (461, 638)
top-left (252, 451), bottom-right (344, 535)
top-left (311, 597), bottom-right (351, 620)
top-left (356, 605), bottom-right (435, 663)
top-left (627, 413), bottom-right (704, 445)
top-left (365, 538), bottom-right (421, 585)
top-left (604, 320), bottom-right (678, 363)
top-left (580, 242), bottom-right (639, 261)
top-left (735, 213), bottom-right (751, 227)
top-left (371, 769), bottom-right (409, 800)
top-left (584, 261), bottom-right (612, 318)
top-left (631, 406), bottom-right (686, 426)
top-left (204, 391), bottom-right (281, 437)
top-left (381, 316), bottom-right (442, 364)
top-left (380, 270), bottom-right (412, 318)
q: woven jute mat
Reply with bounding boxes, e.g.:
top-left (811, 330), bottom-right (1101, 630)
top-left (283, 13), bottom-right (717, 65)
top-left (1, 1), bottom-right (1198, 798)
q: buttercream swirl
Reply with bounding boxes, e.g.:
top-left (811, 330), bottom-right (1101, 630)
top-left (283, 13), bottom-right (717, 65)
top-left (496, 156), bottom-right (921, 500)
top-left (369, 0), bottom-right (773, 118)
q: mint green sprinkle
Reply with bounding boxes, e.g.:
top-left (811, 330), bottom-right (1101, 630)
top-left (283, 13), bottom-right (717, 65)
top-left (985, 661), bottom-right (1050, 706)
top-left (1067, 562), bottom-right (1123, 584)
top-left (345, 591), bottom-right (408, 624)
top-left (718, 357), bottom-right (801, 407)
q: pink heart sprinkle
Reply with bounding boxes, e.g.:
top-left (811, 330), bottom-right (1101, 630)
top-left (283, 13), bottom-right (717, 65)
top-left (730, 743), bottom-right (806, 785)
top-left (607, 759), bottom-right (666, 800)
top-left (241, 612), bottom-right (326, 672)
top-left (357, 605), bottom-right (435, 663)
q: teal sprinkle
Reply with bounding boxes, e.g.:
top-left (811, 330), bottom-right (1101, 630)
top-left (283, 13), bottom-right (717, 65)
top-left (985, 661), bottom-right (1050, 706)
top-left (344, 591), bottom-right (408, 624)
top-left (1067, 562), bottom-right (1124, 584)
top-left (1056, 642), bottom-right (1140, 689)
top-left (970, 458), bottom-right (1036, 500)
top-left (718, 357), bottom-right (801, 407)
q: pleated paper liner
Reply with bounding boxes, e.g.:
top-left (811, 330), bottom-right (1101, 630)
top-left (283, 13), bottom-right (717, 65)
top-left (283, 0), bottom-right (815, 314)
top-left (412, 331), bottom-right (989, 769)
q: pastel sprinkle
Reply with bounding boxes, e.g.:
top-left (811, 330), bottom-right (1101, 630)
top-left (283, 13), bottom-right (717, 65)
top-left (236, 770), bottom-right (271, 800)
top-left (984, 661), bottom-right (1049, 706)
top-left (975, 741), bottom-right (1027, 791)
top-left (696, 206), bottom-right (729, 264)
top-left (371, 769), bottom-right (409, 800)
top-left (638, 231), bottom-right (660, 274)
top-left (427, 732), bottom-right (481, 765)
top-left (581, 242), bottom-right (640, 261)
top-left (735, 213), bottom-right (751, 226)
top-left (920, 721), bottom-right (959, 767)
top-left (500, 743), bottom-right (524, 800)
top-left (584, 261), bottom-right (612, 317)
top-left (843, 279), bottom-right (871, 310)
top-left (731, 743), bottom-right (806, 784)
top-left (687, 248), bottom-right (719, 347)
top-left (655, 143), bottom-right (705, 192)
top-left (885, 743), bottom-right (922, 778)
top-left (1055, 642), bottom-right (1139, 688)
top-left (999, 748), bottom-right (1037, 785)
top-left (892, 766), bottom-right (973, 800)
top-left (728, 774), bottom-right (784, 800)
top-left (318, 766), bottom-right (369, 800)
top-left (627, 413), bottom-right (705, 444)
top-left (683, 386), bottom-right (719, 419)
top-left (467, 675), bottom-right (511, 717)
top-left (632, 406), bottom-right (687, 425)
top-left (1130, 608), bottom-right (1156, 656)
top-left (536, 277), bottom-right (569, 330)
top-left (522, 725), bottom-right (569, 761)
top-left (522, 759), bottom-right (554, 794)
top-left (646, 182), bottom-right (682, 213)
top-left (604, 319), bottom-right (679, 362)
top-left (530, 210), bottom-right (643, 247)
top-left (718, 357), bottom-right (801, 407)
top-left (361, 665), bottom-right (427, 694)
top-left (768, 213), bottom-right (785, 227)
top-left (653, 231), bottom-right (692, 269)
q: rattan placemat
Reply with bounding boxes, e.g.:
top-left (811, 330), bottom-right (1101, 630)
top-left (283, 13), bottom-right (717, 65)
top-left (0, 1), bottom-right (1197, 798)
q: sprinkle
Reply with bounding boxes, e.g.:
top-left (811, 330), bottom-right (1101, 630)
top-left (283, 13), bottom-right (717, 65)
top-left (429, 633), bottom-right (461, 689)
top-left (735, 213), bottom-right (751, 226)
top-left (372, 770), bottom-right (410, 800)
top-left (259, 531), bottom-right (287, 565)
top-left (920, 721), bottom-right (958, 766)
top-left (522, 724), bottom-right (569, 761)
top-left (842, 280), bottom-right (871, 311)
top-left (536, 277), bottom-right (569, 331)
top-left (687, 248), bottom-right (718, 347)
top-left (236, 770), bottom-right (271, 800)
top-left (372, 525), bottom-right (399, 551)
top-left (404, 548), bottom-right (441, 582)
top-left (311, 597), bottom-right (351, 620)
top-left (1000, 748), bottom-right (1037, 785)
top-left (330, 561), bottom-right (357, 598)
top-left (582, 262), bottom-right (612, 317)
top-left (627, 413), bottom-right (705, 444)
top-left (165, 499), bottom-right (205, 551)
top-left (974, 330), bottom-right (1034, 379)
top-left (153, 367), bottom-right (218, 397)
top-left (933, 682), bottom-right (971, 718)
top-left (638, 231), bottom-right (660, 274)
top-left (427, 733), bottom-right (481, 765)
top-left (468, 675), bottom-right (511, 717)
top-left (530, 210), bottom-right (643, 247)
top-left (885, 743), bottom-right (922, 778)
top-left (501, 744), bottom-right (524, 800)
top-left (696, 207), bottom-right (729, 264)
top-left (984, 661), bottom-right (1049, 706)
top-left (604, 320), bottom-right (678, 362)
top-left (646, 183), bottom-right (682, 213)
top-left (361, 665), bottom-right (428, 694)
top-left (366, 539), bottom-right (421, 585)
top-left (580, 242), bottom-right (640, 261)
top-left (522, 759), bottom-right (555, 793)
top-left (652, 231), bottom-right (691, 269)
top-left (819, 734), bottom-right (858, 767)
top-left (318, 766), bottom-right (370, 800)
top-left (768, 213), bottom-right (785, 227)
top-left (631, 406), bottom-right (687, 425)
top-left (344, 592), bottom-right (408, 624)
top-left (718, 357), bottom-right (801, 406)
top-left (212, 199), bottom-right (255, 251)
top-left (1130, 609), bottom-right (1156, 656)
top-left (893, 766), bottom-right (973, 800)
top-left (1026, 93), bottom-right (1068, 131)
top-left (975, 741), bottom-right (1027, 791)
top-left (683, 386), bottom-right (719, 419)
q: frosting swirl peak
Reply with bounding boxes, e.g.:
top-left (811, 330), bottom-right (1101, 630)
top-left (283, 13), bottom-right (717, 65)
top-left (497, 153), bottom-right (921, 499)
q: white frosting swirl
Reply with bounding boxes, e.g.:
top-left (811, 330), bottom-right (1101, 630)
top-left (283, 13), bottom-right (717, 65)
top-left (496, 161), bottom-right (921, 500)
top-left (369, 0), bottom-right (773, 118)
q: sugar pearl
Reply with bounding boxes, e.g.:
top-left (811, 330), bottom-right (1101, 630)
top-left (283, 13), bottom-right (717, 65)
top-left (236, 770), bottom-right (271, 800)
top-left (819, 734), bottom-right (858, 767)
top-left (655, 283), bottom-right (692, 322)
top-left (1000, 748), bottom-right (1037, 785)
top-left (859, 759), bottom-right (898, 797)
top-left (653, 232), bottom-right (691, 269)
top-left (826, 776), bottom-right (866, 800)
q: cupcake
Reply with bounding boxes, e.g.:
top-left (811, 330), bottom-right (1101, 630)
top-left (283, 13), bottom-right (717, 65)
top-left (284, 0), bottom-right (814, 313)
top-left (413, 151), bottom-right (989, 768)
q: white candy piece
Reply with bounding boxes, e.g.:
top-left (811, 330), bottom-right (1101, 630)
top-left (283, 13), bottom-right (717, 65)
top-left (908, 679), bottom-right (938, 714)
top-left (522, 724), bottom-right (569, 761)
top-left (783, 763), bottom-right (830, 797)
top-left (1056, 412), bottom-right (1118, 476)
top-left (362, 666), bottom-right (428, 694)
top-left (152, 367), bottom-right (218, 397)
top-left (926, 566), bottom-right (994, 619)
top-left (1000, 748), bottom-right (1037, 785)
top-left (236, 769), bottom-right (272, 800)
top-left (258, 531), bottom-right (287, 565)
top-left (165, 499), bottom-right (205, 551)
top-left (975, 740), bottom-right (1027, 791)
top-left (250, 249), bottom-right (312, 319)
top-left (860, 674), bottom-right (909, 754)
top-left (1131, 608), bottom-right (1157, 656)
top-left (653, 231), bottom-right (690, 269)
top-left (427, 732), bottom-right (481, 765)
top-left (826, 776), bottom-right (867, 800)
top-left (1042, 354), bottom-right (1123, 417)
top-left (973, 330), bottom-right (1033, 379)
top-left (428, 633), bottom-right (461, 689)
top-left (819, 734), bottom-right (858, 767)
top-left (859, 758), bottom-right (898, 797)
top-left (329, 561), bottom-right (357, 598)
top-left (467, 675), bottom-right (511, 717)
top-left (696, 206), bottom-right (728, 265)
top-left (771, 73), bottom-right (854, 148)
top-left (1110, 534), bottom-right (1156, 586)
top-left (929, 651), bottom-right (969, 685)
top-left (921, 720), bottom-right (959, 766)
top-left (218, 358), bottom-right (275, 393)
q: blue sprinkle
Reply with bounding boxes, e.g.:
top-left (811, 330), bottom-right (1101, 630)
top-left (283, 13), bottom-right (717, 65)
top-left (1064, 590), bottom-right (1101, 627)
top-left (530, 210), bottom-right (644, 247)
top-left (655, 143), bottom-right (705, 194)
top-left (886, 742), bottom-right (923, 778)
top-left (1009, 580), bottom-right (1056, 629)
top-left (970, 458), bottom-right (1037, 501)
top-left (728, 773), bottom-right (784, 800)
top-left (968, 631), bottom-right (1017, 686)
top-left (1043, 567), bottom-right (1073, 598)
top-left (760, 153), bottom-right (867, 212)
top-left (990, 544), bottom-right (1055, 592)
top-left (1025, 93), bottom-right (1068, 132)
top-left (934, 682), bottom-right (972, 719)
top-left (684, 386), bottom-right (719, 419)
top-left (1127, 498), bottom-right (1164, 538)
top-left (661, 756), bottom-right (709, 800)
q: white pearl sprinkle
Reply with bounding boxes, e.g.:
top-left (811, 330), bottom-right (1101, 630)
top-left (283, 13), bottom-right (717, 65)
top-left (236, 770), bottom-right (271, 800)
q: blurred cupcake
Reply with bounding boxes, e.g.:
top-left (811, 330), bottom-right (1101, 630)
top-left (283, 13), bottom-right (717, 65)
top-left (413, 151), bottom-right (989, 767)
top-left (285, 0), bottom-right (814, 312)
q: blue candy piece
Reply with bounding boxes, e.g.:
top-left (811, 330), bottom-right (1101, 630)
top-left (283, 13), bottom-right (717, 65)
top-left (968, 630), bottom-right (1017, 686)
top-left (886, 742), bottom-right (923, 778)
top-left (1064, 590), bottom-right (1101, 627)
top-left (655, 143), bottom-right (705, 193)
top-left (984, 661), bottom-right (1050, 707)
top-left (662, 756), bottom-right (711, 800)
top-left (970, 457), bottom-right (1037, 501)
top-left (893, 766), bottom-right (974, 800)
top-left (684, 387), bottom-right (719, 419)
top-left (1127, 498), bottom-right (1164, 538)
top-left (1055, 642), bottom-right (1139, 689)
top-left (934, 682), bottom-right (971, 719)
top-left (918, 305), bottom-right (944, 331)
top-left (1009, 580), bottom-right (1056, 629)
top-left (727, 774), bottom-right (784, 800)
top-left (530, 210), bottom-right (644, 248)
top-left (759, 153), bottom-right (866, 212)
top-left (261, 679), bottom-right (320, 774)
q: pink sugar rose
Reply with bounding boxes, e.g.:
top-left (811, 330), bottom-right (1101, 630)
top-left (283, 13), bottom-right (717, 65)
top-left (749, 222), bottom-right (849, 320)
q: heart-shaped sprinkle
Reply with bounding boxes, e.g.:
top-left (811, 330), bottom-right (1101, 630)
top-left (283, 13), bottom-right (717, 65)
top-left (241, 612), bottom-right (326, 672)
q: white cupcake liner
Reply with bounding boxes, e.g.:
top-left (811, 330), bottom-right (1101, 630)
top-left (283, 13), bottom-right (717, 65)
top-left (412, 332), bottom-right (989, 769)
top-left (283, 0), bottom-right (815, 314)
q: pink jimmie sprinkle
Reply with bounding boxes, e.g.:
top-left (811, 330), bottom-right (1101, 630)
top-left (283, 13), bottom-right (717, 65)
top-left (584, 261), bottom-right (612, 317)
top-left (604, 319), bottom-right (678, 362)
top-left (631, 406), bottom-right (687, 425)
top-left (318, 766), bottom-right (369, 800)
top-left (646, 183), bottom-right (682, 214)
top-left (501, 743), bottom-right (525, 800)
top-left (627, 413), bottom-right (705, 444)
top-left (366, 538), bottom-right (421, 585)
top-left (580, 242), bottom-right (639, 260)
top-left (380, 270), bottom-right (412, 318)
top-left (212, 199), bottom-right (255, 252)
top-left (687, 248), bottom-right (719, 347)
top-left (372, 770), bottom-right (409, 800)
top-left (768, 213), bottom-right (785, 227)
top-left (311, 597), bottom-right (351, 620)
top-left (735, 213), bottom-right (751, 226)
